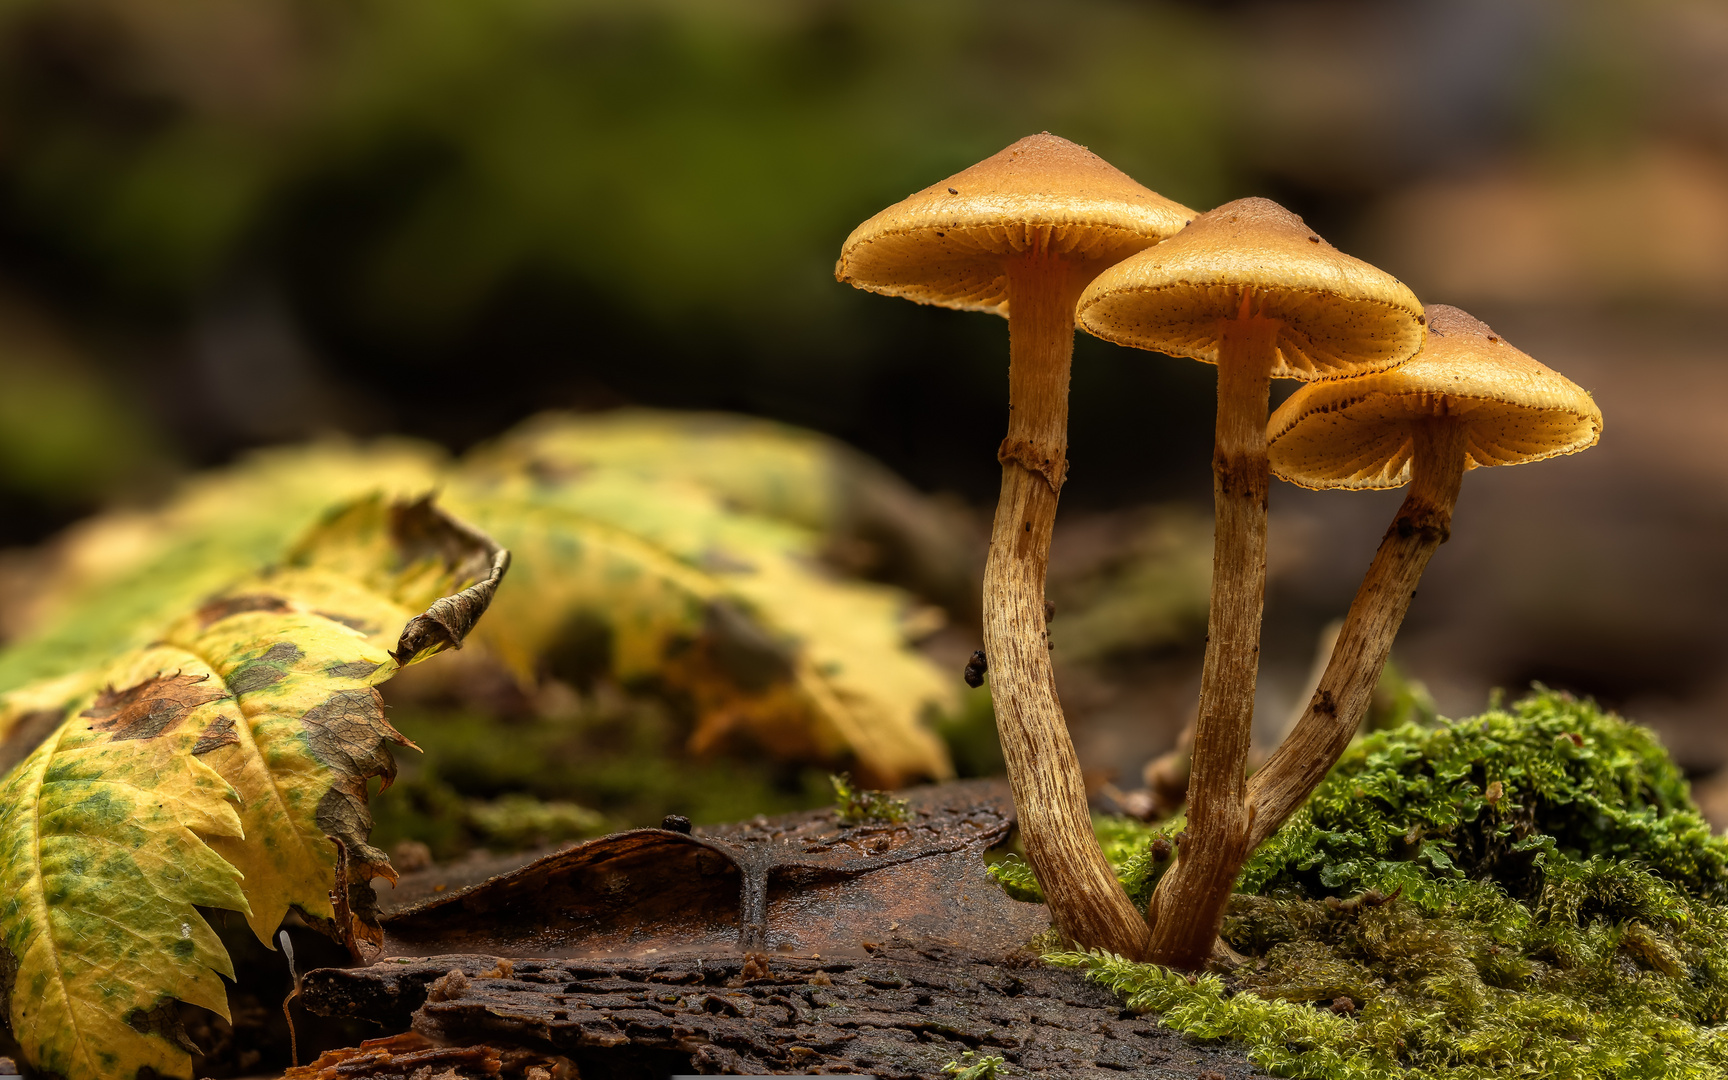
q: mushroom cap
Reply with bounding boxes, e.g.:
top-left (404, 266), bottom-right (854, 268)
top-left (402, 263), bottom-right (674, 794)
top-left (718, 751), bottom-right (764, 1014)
top-left (1076, 197), bottom-right (1426, 380)
top-left (1266, 305), bottom-right (1603, 490)
top-left (835, 133), bottom-right (1196, 315)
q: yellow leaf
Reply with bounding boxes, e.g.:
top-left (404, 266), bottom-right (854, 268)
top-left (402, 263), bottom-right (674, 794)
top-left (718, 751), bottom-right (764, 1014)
top-left (478, 408), bottom-right (979, 610)
top-left (444, 447), bottom-right (956, 786)
top-left (0, 438), bottom-right (443, 696)
top-left (0, 649), bottom-right (246, 1080)
top-left (0, 494), bottom-right (506, 1079)
top-left (2, 410), bottom-right (962, 787)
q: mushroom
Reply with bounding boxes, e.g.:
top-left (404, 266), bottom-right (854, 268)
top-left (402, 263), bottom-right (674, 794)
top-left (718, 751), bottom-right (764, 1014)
top-left (837, 134), bottom-right (1193, 956)
top-left (1076, 198), bottom-right (1425, 969)
top-left (1247, 305), bottom-right (1602, 843)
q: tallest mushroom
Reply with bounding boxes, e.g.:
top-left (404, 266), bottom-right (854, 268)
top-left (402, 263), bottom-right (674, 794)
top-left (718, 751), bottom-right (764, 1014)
top-left (1077, 198), bottom-right (1425, 969)
top-left (837, 134), bottom-right (1193, 957)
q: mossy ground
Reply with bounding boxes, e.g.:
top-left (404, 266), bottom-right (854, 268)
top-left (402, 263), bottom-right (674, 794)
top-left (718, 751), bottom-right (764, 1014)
top-left (1004, 690), bottom-right (1728, 1079)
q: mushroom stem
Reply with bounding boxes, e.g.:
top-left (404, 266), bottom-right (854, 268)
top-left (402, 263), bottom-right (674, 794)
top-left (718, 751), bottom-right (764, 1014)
top-left (984, 249), bottom-right (1150, 959)
top-left (1144, 309), bottom-right (1278, 970)
top-left (1245, 417), bottom-right (1469, 846)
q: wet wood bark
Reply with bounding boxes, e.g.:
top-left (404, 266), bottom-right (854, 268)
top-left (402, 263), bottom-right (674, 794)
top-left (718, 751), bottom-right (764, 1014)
top-left (297, 780), bottom-right (1265, 1078)
top-left (303, 950), bottom-right (1271, 1079)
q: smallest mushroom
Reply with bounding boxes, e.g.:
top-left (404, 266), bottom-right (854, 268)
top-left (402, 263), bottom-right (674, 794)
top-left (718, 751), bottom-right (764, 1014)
top-left (1244, 305), bottom-right (1602, 845)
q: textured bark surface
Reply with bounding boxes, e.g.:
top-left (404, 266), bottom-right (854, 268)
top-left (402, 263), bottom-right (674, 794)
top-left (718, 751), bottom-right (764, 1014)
top-left (303, 951), bottom-right (1271, 1079)
top-left (1246, 419), bottom-right (1468, 846)
top-left (984, 251), bottom-right (1151, 960)
top-left (285, 1031), bottom-right (568, 1079)
top-left (1146, 315), bottom-right (1277, 970)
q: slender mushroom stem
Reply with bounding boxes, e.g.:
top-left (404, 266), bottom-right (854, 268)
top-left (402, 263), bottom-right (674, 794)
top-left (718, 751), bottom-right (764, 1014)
top-left (1245, 417), bottom-right (1469, 846)
top-left (984, 247), bottom-right (1150, 959)
top-left (1145, 303), bottom-right (1279, 970)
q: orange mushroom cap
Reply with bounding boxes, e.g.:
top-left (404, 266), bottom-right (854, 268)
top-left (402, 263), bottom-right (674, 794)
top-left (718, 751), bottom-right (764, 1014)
top-left (1077, 197), bottom-right (1426, 379)
top-left (1267, 305), bottom-right (1603, 490)
top-left (836, 133), bottom-right (1195, 315)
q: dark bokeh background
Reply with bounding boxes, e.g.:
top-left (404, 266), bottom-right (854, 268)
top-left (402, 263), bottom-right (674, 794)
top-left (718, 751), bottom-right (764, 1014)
top-left (2, 0), bottom-right (1725, 777)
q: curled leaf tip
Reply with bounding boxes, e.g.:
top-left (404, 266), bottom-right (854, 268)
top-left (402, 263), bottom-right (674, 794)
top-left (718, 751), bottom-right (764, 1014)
top-left (391, 546), bottom-right (511, 666)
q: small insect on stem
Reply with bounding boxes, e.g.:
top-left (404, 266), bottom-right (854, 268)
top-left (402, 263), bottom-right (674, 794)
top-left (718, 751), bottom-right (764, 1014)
top-left (963, 650), bottom-right (988, 688)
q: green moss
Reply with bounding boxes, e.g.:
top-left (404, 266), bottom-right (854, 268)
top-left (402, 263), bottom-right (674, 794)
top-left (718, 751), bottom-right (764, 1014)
top-left (987, 854), bottom-right (1041, 902)
top-left (988, 813), bottom-right (1178, 907)
top-left (1045, 690), bottom-right (1728, 1079)
top-left (831, 772), bottom-right (911, 826)
top-left (942, 1049), bottom-right (1008, 1078)
top-left (1237, 687), bottom-right (1722, 906)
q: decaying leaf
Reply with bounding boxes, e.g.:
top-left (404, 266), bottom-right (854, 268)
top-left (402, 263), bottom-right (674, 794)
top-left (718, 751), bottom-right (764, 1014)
top-left (440, 450), bottom-right (955, 786)
top-left (0, 655), bottom-right (246, 1080)
top-left (372, 779), bottom-right (1039, 962)
top-left (0, 493), bottom-right (507, 1080)
top-left (0, 439), bottom-right (444, 694)
top-left (1, 410), bottom-right (964, 786)
top-left (484, 409), bottom-right (980, 609)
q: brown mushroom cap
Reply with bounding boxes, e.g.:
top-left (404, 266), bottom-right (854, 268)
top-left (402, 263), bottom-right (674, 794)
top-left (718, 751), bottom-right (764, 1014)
top-left (835, 133), bottom-right (1196, 315)
top-left (1267, 305), bottom-right (1603, 490)
top-left (1076, 197), bottom-right (1426, 379)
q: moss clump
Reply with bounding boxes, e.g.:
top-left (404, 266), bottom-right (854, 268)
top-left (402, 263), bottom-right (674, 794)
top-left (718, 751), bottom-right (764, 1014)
top-left (1048, 690), bottom-right (1728, 1079)
top-left (989, 813), bottom-right (1176, 907)
top-left (831, 772), bottom-right (912, 826)
top-left (942, 1049), bottom-right (1008, 1078)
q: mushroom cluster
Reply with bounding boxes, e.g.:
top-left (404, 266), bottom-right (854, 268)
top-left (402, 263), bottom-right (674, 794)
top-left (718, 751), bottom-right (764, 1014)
top-left (838, 137), bottom-right (1602, 969)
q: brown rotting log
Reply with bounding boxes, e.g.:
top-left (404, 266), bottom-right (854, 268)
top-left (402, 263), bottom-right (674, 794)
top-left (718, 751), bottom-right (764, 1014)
top-left (302, 951), bottom-right (1271, 1079)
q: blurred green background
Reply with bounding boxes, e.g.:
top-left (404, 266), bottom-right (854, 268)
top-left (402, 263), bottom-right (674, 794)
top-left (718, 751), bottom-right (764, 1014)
top-left (2, 0), bottom-right (1727, 799)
